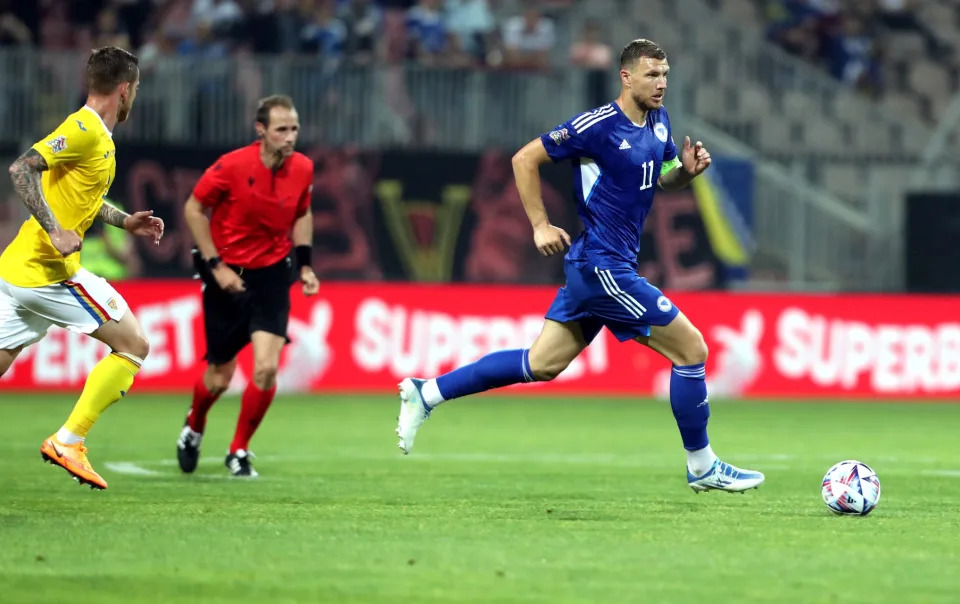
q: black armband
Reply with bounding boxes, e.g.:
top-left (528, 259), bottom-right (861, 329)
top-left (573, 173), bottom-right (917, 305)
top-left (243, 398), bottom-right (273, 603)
top-left (295, 245), bottom-right (312, 269)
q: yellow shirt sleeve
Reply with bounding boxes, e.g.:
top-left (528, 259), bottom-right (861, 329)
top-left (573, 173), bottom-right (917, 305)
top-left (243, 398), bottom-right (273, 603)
top-left (31, 116), bottom-right (100, 169)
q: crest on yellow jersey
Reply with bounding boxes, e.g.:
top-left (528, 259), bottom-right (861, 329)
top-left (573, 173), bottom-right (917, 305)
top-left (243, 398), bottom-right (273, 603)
top-left (46, 136), bottom-right (67, 154)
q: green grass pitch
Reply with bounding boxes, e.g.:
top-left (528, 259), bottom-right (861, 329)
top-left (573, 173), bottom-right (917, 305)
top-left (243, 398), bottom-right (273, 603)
top-left (1, 393), bottom-right (958, 603)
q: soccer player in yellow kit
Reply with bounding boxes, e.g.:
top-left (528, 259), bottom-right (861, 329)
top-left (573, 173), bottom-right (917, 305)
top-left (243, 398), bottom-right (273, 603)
top-left (0, 47), bottom-right (164, 490)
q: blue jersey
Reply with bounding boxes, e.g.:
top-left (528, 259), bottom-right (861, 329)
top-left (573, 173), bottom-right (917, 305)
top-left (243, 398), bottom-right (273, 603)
top-left (540, 102), bottom-right (678, 269)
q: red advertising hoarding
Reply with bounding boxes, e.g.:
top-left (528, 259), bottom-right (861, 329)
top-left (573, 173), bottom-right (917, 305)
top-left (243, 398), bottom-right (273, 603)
top-left (2, 281), bottom-right (959, 398)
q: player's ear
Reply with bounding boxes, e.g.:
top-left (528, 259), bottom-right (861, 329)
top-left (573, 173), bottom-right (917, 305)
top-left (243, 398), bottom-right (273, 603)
top-left (255, 121), bottom-right (265, 138)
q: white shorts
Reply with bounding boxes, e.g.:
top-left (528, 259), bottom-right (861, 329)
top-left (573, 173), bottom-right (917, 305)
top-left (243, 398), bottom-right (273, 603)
top-left (0, 268), bottom-right (129, 350)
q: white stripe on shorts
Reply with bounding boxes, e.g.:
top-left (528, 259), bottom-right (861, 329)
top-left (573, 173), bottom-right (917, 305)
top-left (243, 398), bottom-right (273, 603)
top-left (594, 267), bottom-right (647, 318)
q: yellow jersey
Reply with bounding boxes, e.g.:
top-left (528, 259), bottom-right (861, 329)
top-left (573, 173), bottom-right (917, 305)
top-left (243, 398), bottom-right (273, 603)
top-left (0, 106), bottom-right (117, 287)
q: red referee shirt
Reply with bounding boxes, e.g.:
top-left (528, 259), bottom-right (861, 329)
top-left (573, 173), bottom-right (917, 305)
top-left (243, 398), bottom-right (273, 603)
top-left (192, 141), bottom-right (314, 268)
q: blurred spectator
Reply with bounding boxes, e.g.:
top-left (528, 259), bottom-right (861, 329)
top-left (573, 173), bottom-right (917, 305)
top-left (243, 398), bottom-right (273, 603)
top-left (40, 0), bottom-right (76, 50)
top-left (0, 8), bottom-right (32, 47)
top-left (764, 0), bottom-right (823, 62)
top-left (338, 0), bottom-right (382, 63)
top-left (876, 0), bottom-right (920, 28)
top-left (822, 13), bottom-right (883, 96)
top-left (501, 6), bottom-right (554, 70)
top-left (139, 27), bottom-right (177, 66)
top-left (269, 0), bottom-right (314, 54)
top-left (138, 27), bottom-right (191, 139)
top-left (406, 0), bottom-right (450, 64)
top-left (191, 0), bottom-right (244, 38)
top-left (69, 0), bottom-right (107, 31)
top-left (149, 0), bottom-right (195, 42)
top-left (0, 0), bottom-right (38, 45)
top-left (1, 0), bottom-right (38, 46)
top-left (178, 20), bottom-right (231, 57)
top-left (446, 0), bottom-right (496, 66)
top-left (569, 20), bottom-right (612, 69)
top-left (112, 0), bottom-right (153, 49)
top-left (806, 0), bottom-right (840, 17)
top-left (570, 20), bottom-right (612, 108)
top-left (300, 0), bottom-right (347, 69)
top-left (92, 6), bottom-right (132, 49)
top-left (874, 0), bottom-right (943, 56)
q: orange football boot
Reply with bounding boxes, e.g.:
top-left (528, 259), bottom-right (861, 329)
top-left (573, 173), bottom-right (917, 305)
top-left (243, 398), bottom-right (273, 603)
top-left (40, 435), bottom-right (108, 490)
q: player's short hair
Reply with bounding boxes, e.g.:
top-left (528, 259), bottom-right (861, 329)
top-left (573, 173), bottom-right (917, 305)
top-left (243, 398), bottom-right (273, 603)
top-left (255, 95), bottom-right (296, 128)
top-left (86, 47), bottom-right (139, 95)
top-left (620, 39), bottom-right (667, 69)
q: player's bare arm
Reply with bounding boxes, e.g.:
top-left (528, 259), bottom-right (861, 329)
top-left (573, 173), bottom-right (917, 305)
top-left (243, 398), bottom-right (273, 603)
top-left (658, 136), bottom-right (712, 192)
top-left (512, 137), bottom-right (571, 256)
top-left (184, 194), bottom-right (245, 293)
top-left (9, 149), bottom-right (57, 232)
top-left (98, 201), bottom-right (129, 227)
top-left (101, 202), bottom-right (165, 245)
top-left (8, 148), bottom-right (82, 256)
top-left (292, 209), bottom-right (319, 296)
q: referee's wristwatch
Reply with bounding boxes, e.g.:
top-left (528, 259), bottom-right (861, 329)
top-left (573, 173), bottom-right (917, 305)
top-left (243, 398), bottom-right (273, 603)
top-left (206, 256), bottom-right (223, 270)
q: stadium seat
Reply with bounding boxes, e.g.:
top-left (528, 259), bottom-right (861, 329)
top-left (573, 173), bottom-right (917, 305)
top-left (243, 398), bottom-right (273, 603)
top-left (887, 32), bottom-right (927, 59)
top-left (718, 0), bottom-right (759, 26)
top-left (909, 60), bottom-right (950, 107)
top-left (737, 84), bottom-right (773, 117)
top-left (781, 90), bottom-right (812, 119)
top-left (695, 82), bottom-right (728, 120)
top-left (819, 164), bottom-right (864, 202)
top-left (757, 118), bottom-right (793, 152)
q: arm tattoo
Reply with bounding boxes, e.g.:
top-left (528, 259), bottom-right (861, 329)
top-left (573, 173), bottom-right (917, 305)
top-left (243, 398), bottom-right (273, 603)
top-left (98, 201), bottom-right (129, 228)
top-left (8, 149), bottom-right (58, 233)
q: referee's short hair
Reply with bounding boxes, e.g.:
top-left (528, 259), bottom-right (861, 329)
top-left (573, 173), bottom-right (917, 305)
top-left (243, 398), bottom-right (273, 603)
top-left (620, 39), bottom-right (666, 70)
top-left (255, 95), bottom-right (296, 128)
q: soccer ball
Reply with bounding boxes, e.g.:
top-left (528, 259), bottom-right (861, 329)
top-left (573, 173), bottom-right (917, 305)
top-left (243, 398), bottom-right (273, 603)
top-left (821, 460), bottom-right (881, 516)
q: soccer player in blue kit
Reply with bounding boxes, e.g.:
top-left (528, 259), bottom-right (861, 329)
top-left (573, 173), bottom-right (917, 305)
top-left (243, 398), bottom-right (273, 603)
top-left (396, 39), bottom-right (764, 493)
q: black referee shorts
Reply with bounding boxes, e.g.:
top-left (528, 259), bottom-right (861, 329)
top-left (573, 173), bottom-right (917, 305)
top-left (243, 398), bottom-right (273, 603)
top-left (197, 255), bottom-right (296, 365)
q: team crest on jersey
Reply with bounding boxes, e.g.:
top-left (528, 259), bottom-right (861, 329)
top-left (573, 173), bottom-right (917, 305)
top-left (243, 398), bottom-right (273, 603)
top-left (657, 295), bottom-right (673, 312)
top-left (46, 136), bottom-right (67, 154)
top-left (654, 123), bottom-right (669, 143)
top-left (106, 298), bottom-right (118, 311)
top-left (548, 128), bottom-right (569, 145)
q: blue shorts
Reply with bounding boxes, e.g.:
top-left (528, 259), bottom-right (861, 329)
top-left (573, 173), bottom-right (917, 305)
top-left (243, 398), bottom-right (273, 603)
top-left (545, 261), bottom-right (680, 343)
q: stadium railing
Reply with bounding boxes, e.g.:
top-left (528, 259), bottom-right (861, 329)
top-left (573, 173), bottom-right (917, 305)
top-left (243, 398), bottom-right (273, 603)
top-left (0, 48), bottom-right (588, 152)
top-left (0, 47), bottom-right (898, 291)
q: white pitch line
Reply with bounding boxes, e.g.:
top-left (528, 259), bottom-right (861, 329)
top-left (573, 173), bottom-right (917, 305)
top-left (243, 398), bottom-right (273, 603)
top-left (104, 460), bottom-right (259, 480)
top-left (922, 469), bottom-right (960, 478)
top-left (105, 452), bottom-right (960, 479)
top-left (104, 461), bottom-right (163, 476)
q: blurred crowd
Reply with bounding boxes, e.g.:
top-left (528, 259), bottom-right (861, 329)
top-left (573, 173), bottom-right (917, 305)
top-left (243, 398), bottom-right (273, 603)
top-left (0, 0), bottom-right (616, 72)
top-left (762, 0), bottom-right (947, 98)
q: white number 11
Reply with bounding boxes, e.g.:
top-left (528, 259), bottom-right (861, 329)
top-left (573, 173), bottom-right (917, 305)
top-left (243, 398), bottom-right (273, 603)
top-left (639, 160), bottom-right (654, 191)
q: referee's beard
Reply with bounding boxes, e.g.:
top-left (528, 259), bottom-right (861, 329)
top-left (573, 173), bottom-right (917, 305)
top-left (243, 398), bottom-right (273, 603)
top-left (261, 139), bottom-right (291, 170)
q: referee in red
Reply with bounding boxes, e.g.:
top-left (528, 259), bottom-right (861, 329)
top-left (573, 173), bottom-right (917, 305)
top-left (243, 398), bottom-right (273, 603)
top-left (176, 94), bottom-right (319, 478)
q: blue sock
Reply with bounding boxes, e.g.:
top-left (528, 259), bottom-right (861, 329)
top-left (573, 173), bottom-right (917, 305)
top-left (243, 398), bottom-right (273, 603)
top-left (670, 363), bottom-right (710, 451)
top-left (435, 349), bottom-right (533, 401)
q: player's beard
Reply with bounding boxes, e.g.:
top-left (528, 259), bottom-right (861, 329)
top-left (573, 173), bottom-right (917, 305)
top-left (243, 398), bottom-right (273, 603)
top-left (631, 92), bottom-right (659, 112)
top-left (117, 101), bottom-right (130, 123)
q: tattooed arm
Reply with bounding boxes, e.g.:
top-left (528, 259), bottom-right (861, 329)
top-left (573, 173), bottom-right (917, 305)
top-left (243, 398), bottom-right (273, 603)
top-left (8, 149), bottom-right (58, 233)
top-left (8, 148), bottom-right (82, 256)
top-left (99, 201), bottom-right (130, 227)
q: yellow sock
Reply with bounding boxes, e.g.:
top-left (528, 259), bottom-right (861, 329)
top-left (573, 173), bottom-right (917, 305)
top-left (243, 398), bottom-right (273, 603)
top-left (63, 352), bottom-right (142, 438)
